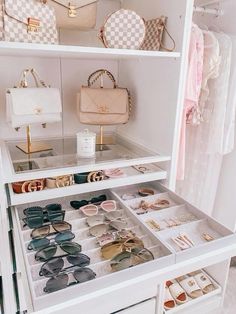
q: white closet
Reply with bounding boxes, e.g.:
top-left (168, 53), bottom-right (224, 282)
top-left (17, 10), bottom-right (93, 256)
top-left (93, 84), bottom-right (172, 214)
top-left (0, 1), bottom-right (236, 314)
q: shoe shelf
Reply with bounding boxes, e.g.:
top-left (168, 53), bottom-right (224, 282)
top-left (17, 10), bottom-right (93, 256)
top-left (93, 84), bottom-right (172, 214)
top-left (1, 136), bottom-right (170, 184)
top-left (13, 190), bottom-right (173, 311)
top-left (8, 164), bottom-right (167, 206)
top-left (0, 42), bottom-right (181, 61)
top-left (11, 183), bottom-right (236, 313)
top-left (162, 270), bottom-right (222, 313)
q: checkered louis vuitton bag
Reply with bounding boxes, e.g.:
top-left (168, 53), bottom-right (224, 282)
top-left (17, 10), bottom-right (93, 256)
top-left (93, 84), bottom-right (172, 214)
top-left (99, 9), bottom-right (146, 50)
top-left (141, 16), bottom-right (175, 51)
top-left (0, 0), bottom-right (58, 44)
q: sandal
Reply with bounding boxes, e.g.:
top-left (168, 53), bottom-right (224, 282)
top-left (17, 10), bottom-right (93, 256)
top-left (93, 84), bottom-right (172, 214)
top-left (190, 271), bottom-right (215, 294)
top-left (164, 287), bottom-right (176, 310)
top-left (167, 280), bottom-right (188, 305)
top-left (177, 275), bottom-right (203, 299)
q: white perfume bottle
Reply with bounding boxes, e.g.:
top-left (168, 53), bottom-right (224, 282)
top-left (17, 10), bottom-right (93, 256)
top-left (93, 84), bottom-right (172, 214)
top-left (77, 129), bottom-right (96, 158)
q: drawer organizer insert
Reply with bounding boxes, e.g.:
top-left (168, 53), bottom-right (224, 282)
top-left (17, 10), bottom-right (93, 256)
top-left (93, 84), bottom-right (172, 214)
top-left (13, 190), bottom-right (173, 310)
top-left (111, 182), bottom-right (236, 262)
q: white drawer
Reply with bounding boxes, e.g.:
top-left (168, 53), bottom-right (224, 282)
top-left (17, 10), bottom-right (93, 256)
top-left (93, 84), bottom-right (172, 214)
top-left (113, 298), bottom-right (156, 314)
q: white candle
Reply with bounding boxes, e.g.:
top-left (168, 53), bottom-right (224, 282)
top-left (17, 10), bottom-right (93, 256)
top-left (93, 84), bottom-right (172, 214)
top-left (77, 129), bottom-right (96, 158)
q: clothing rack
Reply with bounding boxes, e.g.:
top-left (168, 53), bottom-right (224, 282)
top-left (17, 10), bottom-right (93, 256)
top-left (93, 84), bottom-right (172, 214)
top-left (193, 5), bottom-right (224, 16)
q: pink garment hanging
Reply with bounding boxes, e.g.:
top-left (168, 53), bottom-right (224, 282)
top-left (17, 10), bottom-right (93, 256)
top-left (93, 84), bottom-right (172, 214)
top-left (177, 23), bottom-right (204, 180)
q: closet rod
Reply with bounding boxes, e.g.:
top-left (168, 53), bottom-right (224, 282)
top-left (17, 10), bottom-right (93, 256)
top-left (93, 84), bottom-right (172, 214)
top-left (193, 5), bottom-right (224, 15)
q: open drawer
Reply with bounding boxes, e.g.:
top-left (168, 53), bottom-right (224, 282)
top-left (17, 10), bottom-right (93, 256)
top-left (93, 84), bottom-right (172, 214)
top-left (11, 189), bottom-right (172, 312)
top-left (111, 182), bottom-right (236, 262)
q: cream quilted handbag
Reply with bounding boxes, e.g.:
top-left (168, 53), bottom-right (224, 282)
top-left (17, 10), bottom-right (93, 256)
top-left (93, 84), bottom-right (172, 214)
top-left (6, 69), bottom-right (62, 128)
top-left (78, 69), bottom-right (131, 126)
top-left (42, 0), bottom-right (98, 29)
top-left (0, 0), bottom-right (58, 44)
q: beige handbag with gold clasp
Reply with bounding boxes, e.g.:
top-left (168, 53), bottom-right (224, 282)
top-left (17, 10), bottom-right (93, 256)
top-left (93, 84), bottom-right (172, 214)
top-left (78, 69), bottom-right (131, 126)
top-left (41, 0), bottom-right (98, 29)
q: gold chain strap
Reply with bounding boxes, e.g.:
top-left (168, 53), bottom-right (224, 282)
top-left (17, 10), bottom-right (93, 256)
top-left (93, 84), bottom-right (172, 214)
top-left (88, 69), bottom-right (117, 88)
top-left (18, 68), bottom-right (48, 88)
top-left (41, 0), bottom-right (97, 10)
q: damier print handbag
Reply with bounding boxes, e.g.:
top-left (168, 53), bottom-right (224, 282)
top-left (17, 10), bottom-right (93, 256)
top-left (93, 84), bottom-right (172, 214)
top-left (0, 0), bottom-right (58, 44)
top-left (99, 9), bottom-right (146, 50)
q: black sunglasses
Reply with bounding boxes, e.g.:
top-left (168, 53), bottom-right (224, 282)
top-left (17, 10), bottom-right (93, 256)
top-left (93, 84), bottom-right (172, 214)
top-left (44, 266), bottom-right (96, 293)
top-left (23, 204), bottom-right (64, 229)
top-left (39, 253), bottom-right (91, 277)
top-left (35, 241), bottom-right (82, 262)
top-left (70, 194), bottom-right (107, 210)
top-left (28, 230), bottom-right (75, 251)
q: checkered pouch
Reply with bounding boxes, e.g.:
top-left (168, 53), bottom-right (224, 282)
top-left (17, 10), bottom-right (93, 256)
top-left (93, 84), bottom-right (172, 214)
top-left (0, 0), bottom-right (58, 44)
top-left (141, 16), bottom-right (175, 51)
top-left (100, 9), bottom-right (146, 50)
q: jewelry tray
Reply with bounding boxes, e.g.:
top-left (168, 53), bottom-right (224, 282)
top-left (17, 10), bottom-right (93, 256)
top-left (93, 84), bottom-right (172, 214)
top-left (12, 182), bottom-right (235, 311)
top-left (13, 190), bottom-right (173, 311)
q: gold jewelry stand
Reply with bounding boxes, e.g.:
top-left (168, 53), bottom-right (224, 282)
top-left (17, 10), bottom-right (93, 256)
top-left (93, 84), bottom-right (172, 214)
top-left (16, 125), bottom-right (52, 154)
top-left (95, 75), bottom-right (114, 149)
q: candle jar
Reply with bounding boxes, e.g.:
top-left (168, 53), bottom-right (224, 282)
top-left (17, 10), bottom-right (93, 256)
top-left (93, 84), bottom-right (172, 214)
top-left (77, 129), bottom-right (96, 158)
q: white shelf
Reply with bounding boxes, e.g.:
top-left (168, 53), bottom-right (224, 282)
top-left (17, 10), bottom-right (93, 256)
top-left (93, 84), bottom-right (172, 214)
top-left (0, 42), bottom-right (181, 60)
top-left (8, 166), bottom-right (167, 206)
top-left (1, 136), bottom-right (171, 183)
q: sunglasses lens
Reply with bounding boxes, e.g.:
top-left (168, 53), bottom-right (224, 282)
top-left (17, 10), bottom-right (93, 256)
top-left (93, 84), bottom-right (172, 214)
top-left (26, 216), bottom-right (44, 229)
top-left (40, 258), bottom-right (64, 277)
top-left (44, 274), bottom-right (68, 293)
top-left (46, 203), bottom-right (62, 212)
top-left (60, 242), bottom-right (81, 255)
top-left (48, 211), bottom-right (65, 223)
top-left (110, 220), bottom-right (127, 231)
top-left (28, 238), bottom-right (50, 251)
top-left (89, 224), bottom-right (109, 237)
top-left (55, 231), bottom-right (74, 244)
top-left (91, 194), bottom-right (107, 204)
top-left (24, 206), bottom-right (43, 216)
top-left (35, 245), bottom-right (57, 262)
top-left (52, 221), bottom-right (71, 233)
top-left (67, 253), bottom-right (90, 267)
top-left (31, 225), bottom-right (50, 239)
top-left (73, 268), bottom-right (96, 283)
top-left (70, 200), bottom-right (88, 209)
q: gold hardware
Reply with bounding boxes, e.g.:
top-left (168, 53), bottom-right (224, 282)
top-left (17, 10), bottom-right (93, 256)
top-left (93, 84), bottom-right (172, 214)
top-left (34, 107), bottom-right (42, 115)
top-left (98, 105), bottom-right (109, 113)
top-left (68, 4), bottom-right (77, 17)
top-left (27, 18), bottom-right (40, 33)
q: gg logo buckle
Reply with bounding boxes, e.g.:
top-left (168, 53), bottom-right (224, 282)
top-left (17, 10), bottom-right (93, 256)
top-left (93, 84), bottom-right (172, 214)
top-left (27, 18), bottom-right (40, 33)
top-left (87, 171), bottom-right (105, 182)
top-left (56, 175), bottom-right (74, 188)
top-left (68, 5), bottom-right (77, 18)
top-left (22, 179), bottom-right (44, 193)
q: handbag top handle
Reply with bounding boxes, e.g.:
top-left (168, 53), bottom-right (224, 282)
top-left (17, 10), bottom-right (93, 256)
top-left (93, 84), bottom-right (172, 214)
top-left (17, 68), bottom-right (49, 88)
top-left (87, 69), bottom-right (117, 89)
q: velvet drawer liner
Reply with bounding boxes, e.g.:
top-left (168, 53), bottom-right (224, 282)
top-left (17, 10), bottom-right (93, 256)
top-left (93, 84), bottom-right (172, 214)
top-left (14, 190), bottom-right (173, 307)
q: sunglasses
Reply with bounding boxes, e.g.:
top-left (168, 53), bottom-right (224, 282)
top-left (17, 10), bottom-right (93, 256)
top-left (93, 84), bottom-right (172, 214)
top-left (79, 200), bottom-right (117, 217)
top-left (39, 253), bottom-right (91, 277)
top-left (31, 221), bottom-right (72, 239)
top-left (23, 204), bottom-right (65, 229)
top-left (35, 241), bottom-right (82, 262)
top-left (89, 220), bottom-right (127, 237)
top-left (70, 194), bottom-right (107, 210)
top-left (101, 237), bottom-right (144, 260)
top-left (44, 266), bottom-right (96, 293)
top-left (110, 247), bottom-right (154, 272)
top-left (28, 230), bottom-right (75, 251)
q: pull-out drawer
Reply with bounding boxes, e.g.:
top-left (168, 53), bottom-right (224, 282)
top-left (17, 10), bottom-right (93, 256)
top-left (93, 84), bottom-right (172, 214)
top-left (11, 189), bottom-right (171, 312)
top-left (10, 182), bottom-right (236, 313)
top-left (112, 298), bottom-right (156, 314)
